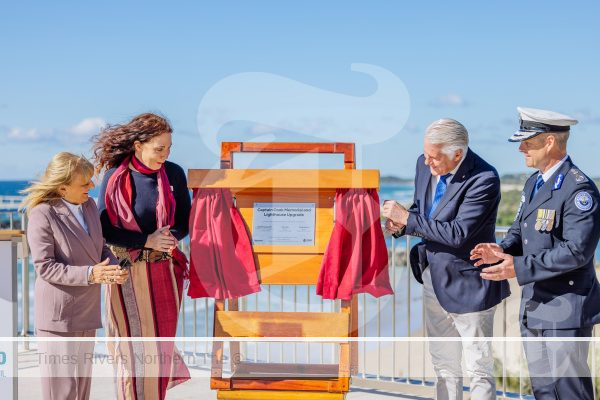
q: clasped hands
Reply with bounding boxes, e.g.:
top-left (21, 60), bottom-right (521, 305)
top-left (382, 200), bottom-right (409, 235)
top-left (145, 225), bottom-right (178, 253)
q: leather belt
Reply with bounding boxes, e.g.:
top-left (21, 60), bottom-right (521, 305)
top-left (137, 249), bottom-right (172, 263)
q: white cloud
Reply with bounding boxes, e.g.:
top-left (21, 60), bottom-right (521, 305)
top-left (69, 117), bottom-right (106, 137)
top-left (430, 94), bottom-right (468, 108)
top-left (572, 110), bottom-right (600, 125)
top-left (2, 117), bottom-right (107, 144)
top-left (8, 127), bottom-right (44, 141)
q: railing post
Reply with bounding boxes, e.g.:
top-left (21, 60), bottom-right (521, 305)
top-left (20, 213), bottom-right (30, 351)
top-left (406, 235), bottom-right (411, 382)
top-left (502, 298), bottom-right (507, 398)
top-left (391, 235), bottom-right (396, 382)
top-left (193, 298), bottom-right (198, 362)
top-left (20, 253), bottom-right (30, 350)
top-left (592, 325), bottom-right (596, 400)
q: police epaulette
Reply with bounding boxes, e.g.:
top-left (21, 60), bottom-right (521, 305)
top-left (569, 168), bottom-right (589, 184)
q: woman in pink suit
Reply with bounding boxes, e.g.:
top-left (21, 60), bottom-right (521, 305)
top-left (23, 152), bottom-right (129, 400)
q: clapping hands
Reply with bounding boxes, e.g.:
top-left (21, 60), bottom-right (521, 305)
top-left (470, 243), bottom-right (516, 281)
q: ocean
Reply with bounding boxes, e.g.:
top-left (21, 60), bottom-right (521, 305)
top-left (0, 181), bottom-right (414, 205)
top-left (5, 180), bottom-right (420, 354)
top-left (0, 180), bottom-right (414, 229)
top-left (0, 180), bottom-right (31, 196)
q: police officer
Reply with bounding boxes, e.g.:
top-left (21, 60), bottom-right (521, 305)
top-left (471, 107), bottom-right (600, 399)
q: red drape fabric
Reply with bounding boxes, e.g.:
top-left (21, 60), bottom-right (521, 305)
top-left (188, 188), bottom-right (261, 299)
top-left (317, 189), bottom-right (394, 300)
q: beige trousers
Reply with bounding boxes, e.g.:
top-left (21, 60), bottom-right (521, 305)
top-left (423, 268), bottom-right (497, 400)
top-left (37, 329), bottom-right (96, 400)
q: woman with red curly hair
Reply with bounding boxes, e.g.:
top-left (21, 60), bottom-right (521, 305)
top-left (94, 113), bottom-right (191, 399)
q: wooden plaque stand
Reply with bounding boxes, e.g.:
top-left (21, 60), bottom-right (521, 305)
top-left (188, 142), bottom-right (379, 399)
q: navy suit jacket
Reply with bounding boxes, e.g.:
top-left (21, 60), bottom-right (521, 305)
top-left (402, 148), bottom-right (510, 313)
top-left (501, 157), bottom-right (600, 329)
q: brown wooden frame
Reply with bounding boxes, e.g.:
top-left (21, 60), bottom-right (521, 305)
top-left (189, 142), bottom-right (373, 399)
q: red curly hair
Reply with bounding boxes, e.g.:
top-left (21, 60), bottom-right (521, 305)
top-left (92, 113), bottom-right (172, 172)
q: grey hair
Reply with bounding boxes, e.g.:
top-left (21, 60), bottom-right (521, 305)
top-left (551, 131), bottom-right (570, 150)
top-left (535, 131), bottom-right (569, 151)
top-left (425, 118), bottom-right (469, 157)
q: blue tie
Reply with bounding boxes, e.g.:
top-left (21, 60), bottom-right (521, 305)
top-left (531, 174), bottom-right (544, 200)
top-left (429, 173), bottom-right (451, 218)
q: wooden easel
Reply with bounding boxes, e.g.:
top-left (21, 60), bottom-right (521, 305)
top-left (188, 142), bottom-right (380, 399)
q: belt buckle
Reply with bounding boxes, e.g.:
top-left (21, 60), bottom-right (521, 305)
top-left (150, 251), bottom-right (161, 263)
top-left (149, 251), bottom-right (170, 263)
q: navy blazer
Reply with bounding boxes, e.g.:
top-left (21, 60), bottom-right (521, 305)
top-left (501, 157), bottom-right (600, 329)
top-left (402, 148), bottom-right (510, 313)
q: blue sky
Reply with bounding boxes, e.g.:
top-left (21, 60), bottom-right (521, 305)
top-left (1, 1), bottom-right (599, 180)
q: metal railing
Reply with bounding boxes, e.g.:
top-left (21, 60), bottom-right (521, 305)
top-left (2, 210), bottom-right (30, 351)
top-left (12, 225), bottom-right (600, 399)
top-left (0, 209), bottom-right (25, 230)
top-left (168, 229), bottom-right (538, 399)
top-left (0, 196), bottom-right (23, 210)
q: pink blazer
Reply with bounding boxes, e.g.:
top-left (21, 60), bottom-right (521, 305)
top-left (27, 198), bottom-right (117, 332)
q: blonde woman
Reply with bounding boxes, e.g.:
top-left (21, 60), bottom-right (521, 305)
top-left (22, 152), bottom-right (129, 400)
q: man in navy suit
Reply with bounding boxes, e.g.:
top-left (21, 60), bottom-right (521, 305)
top-left (471, 107), bottom-right (600, 400)
top-left (383, 118), bottom-right (510, 400)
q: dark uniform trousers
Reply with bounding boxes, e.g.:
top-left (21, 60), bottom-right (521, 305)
top-left (501, 157), bottom-right (600, 400)
top-left (521, 325), bottom-right (593, 399)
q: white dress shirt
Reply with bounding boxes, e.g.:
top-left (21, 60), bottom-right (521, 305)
top-left (539, 154), bottom-right (569, 183)
top-left (62, 199), bottom-right (89, 234)
top-left (429, 150), bottom-right (468, 202)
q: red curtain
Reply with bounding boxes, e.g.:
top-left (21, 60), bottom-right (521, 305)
top-left (317, 189), bottom-right (394, 300)
top-left (188, 188), bottom-right (261, 299)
